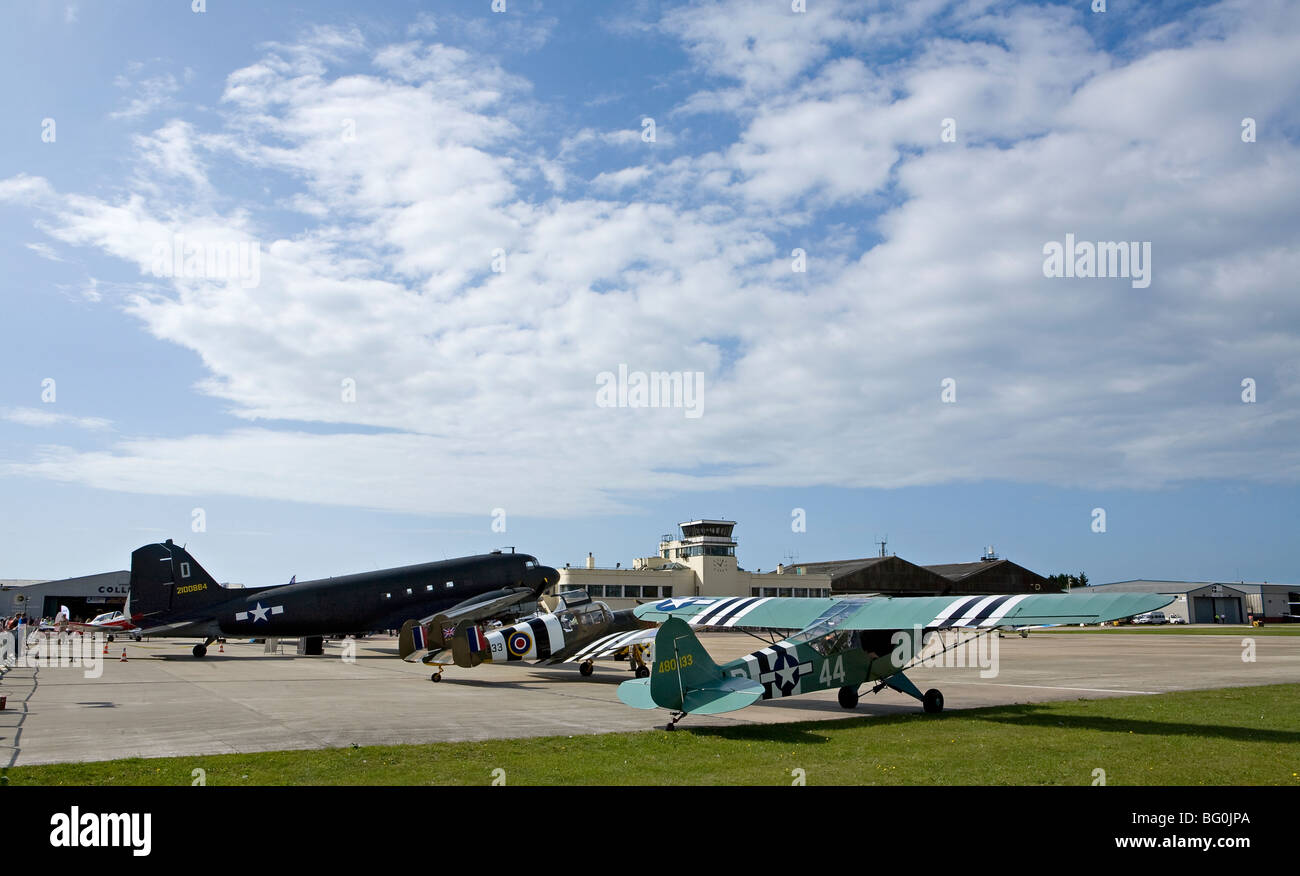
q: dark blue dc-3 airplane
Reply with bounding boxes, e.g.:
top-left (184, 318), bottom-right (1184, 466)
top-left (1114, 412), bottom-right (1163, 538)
top-left (126, 539), bottom-right (559, 657)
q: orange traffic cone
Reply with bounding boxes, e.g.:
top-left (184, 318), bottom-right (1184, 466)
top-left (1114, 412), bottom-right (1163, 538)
top-left (103, 641), bottom-right (109, 655)
top-left (119, 649), bottom-right (127, 662)
top-left (218, 642), bottom-right (224, 654)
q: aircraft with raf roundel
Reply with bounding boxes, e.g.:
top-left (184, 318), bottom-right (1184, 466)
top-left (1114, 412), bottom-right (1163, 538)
top-left (399, 589), bottom-right (657, 681)
top-left (618, 591), bottom-right (1175, 730)
top-left (126, 540), bottom-right (560, 658)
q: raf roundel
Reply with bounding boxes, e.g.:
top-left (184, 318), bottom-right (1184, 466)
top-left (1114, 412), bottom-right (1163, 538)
top-left (507, 630), bottom-right (532, 658)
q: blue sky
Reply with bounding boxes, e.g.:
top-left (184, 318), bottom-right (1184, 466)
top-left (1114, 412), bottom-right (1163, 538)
top-left (1, 0), bottom-right (1297, 587)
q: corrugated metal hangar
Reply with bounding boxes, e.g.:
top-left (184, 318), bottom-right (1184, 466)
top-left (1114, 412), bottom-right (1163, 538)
top-left (0, 571), bottom-right (130, 621)
top-left (1085, 580), bottom-right (1299, 624)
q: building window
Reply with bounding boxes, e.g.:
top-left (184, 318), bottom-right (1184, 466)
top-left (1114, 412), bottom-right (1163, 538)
top-left (445, 581), bottom-right (454, 589)
top-left (642, 586), bottom-right (657, 598)
top-left (661, 586), bottom-right (672, 597)
top-left (606, 585), bottom-right (623, 598)
top-left (587, 585), bottom-right (603, 597)
top-left (795, 588), bottom-right (808, 598)
top-left (751, 587), bottom-right (760, 597)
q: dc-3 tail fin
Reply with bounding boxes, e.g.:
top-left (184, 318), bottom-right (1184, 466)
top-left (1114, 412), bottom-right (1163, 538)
top-left (617, 617), bottom-right (764, 716)
top-left (127, 539), bottom-right (226, 621)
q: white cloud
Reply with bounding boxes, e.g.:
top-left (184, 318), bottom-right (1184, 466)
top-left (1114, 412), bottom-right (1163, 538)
top-left (3, 408), bottom-right (111, 431)
top-left (3, 2), bottom-right (1299, 516)
top-left (25, 241), bottom-right (63, 262)
top-left (110, 71), bottom-right (182, 120)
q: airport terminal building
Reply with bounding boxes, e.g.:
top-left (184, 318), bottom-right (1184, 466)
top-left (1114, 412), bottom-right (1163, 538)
top-left (555, 521), bottom-right (1050, 611)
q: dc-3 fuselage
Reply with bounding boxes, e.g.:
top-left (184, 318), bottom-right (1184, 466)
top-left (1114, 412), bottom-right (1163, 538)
top-left (125, 539), bottom-right (559, 658)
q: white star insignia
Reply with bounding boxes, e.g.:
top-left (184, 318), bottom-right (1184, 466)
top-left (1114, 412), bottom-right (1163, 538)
top-left (776, 662), bottom-right (800, 688)
top-left (250, 603), bottom-right (270, 623)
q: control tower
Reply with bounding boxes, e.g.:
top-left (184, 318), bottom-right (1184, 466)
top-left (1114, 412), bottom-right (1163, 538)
top-left (658, 519), bottom-right (738, 596)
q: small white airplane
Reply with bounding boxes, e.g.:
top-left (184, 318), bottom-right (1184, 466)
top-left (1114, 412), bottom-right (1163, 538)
top-left (66, 610), bottom-right (143, 641)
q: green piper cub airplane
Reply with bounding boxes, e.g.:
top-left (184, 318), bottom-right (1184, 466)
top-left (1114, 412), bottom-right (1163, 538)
top-left (618, 591), bottom-right (1174, 730)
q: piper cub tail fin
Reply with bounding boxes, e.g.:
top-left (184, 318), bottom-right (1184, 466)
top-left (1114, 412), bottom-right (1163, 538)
top-left (617, 617), bottom-right (764, 716)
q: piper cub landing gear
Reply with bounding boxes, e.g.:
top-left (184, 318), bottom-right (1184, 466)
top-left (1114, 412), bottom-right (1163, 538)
top-left (579, 660), bottom-right (594, 677)
top-left (923, 688), bottom-right (944, 714)
top-left (837, 686), bottom-right (859, 709)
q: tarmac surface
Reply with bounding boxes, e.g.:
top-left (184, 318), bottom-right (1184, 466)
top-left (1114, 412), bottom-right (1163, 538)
top-left (3, 627), bottom-right (1298, 766)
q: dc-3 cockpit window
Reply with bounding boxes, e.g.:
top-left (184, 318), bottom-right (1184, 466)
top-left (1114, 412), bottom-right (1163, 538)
top-left (788, 600), bottom-right (865, 656)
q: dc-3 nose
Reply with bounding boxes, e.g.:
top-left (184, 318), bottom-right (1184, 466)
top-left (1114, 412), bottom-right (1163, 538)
top-left (533, 565), bottom-right (561, 590)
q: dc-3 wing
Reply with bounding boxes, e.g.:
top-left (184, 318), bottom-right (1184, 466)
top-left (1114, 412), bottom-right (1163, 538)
top-left (633, 592), bottom-right (1175, 631)
top-left (422, 587), bottom-right (539, 627)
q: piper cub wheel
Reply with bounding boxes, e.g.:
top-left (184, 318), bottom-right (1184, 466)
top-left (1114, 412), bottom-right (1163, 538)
top-left (837, 686), bottom-right (859, 709)
top-left (923, 688), bottom-right (944, 714)
top-left (635, 666), bottom-right (650, 679)
top-left (579, 660), bottom-right (594, 677)
top-left (193, 643), bottom-right (207, 658)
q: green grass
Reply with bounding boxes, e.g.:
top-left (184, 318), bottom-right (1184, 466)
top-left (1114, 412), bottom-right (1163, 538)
top-left (5, 684), bottom-right (1299, 786)
top-left (1037, 625), bottom-right (1300, 636)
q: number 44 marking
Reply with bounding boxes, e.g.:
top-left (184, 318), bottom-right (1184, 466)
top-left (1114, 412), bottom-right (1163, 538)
top-left (818, 656), bottom-right (845, 687)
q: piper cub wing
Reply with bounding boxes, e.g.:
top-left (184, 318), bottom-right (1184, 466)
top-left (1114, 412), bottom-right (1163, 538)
top-left (621, 592), bottom-right (1174, 730)
top-left (632, 592), bottom-right (1175, 632)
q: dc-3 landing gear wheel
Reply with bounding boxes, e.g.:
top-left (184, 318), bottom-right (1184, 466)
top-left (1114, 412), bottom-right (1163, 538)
top-left (838, 686), bottom-right (860, 709)
top-left (430, 672), bottom-right (443, 682)
top-left (923, 688), bottom-right (944, 714)
top-left (579, 660), bottom-right (594, 677)
top-left (635, 665), bottom-right (650, 679)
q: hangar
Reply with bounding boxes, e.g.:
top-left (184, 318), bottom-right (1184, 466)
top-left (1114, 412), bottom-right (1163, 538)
top-left (923, 555), bottom-right (1053, 595)
top-left (1085, 580), bottom-right (1269, 624)
top-left (791, 549), bottom-right (1051, 596)
top-left (0, 570), bottom-right (130, 622)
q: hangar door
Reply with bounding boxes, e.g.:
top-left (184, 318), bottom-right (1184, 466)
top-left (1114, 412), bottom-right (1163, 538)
top-left (1192, 596), bottom-right (1242, 624)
